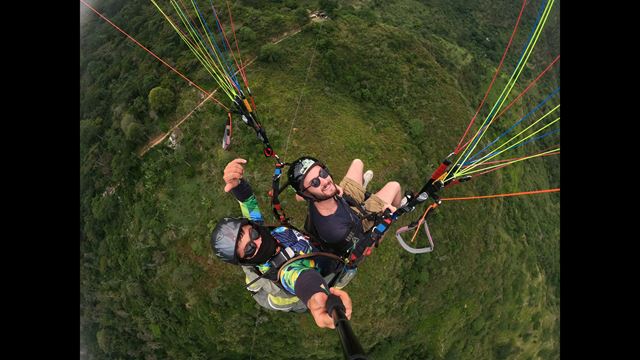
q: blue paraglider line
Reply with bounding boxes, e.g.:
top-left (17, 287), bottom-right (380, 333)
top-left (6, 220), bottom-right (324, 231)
top-left (464, 86), bottom-right (560, 165)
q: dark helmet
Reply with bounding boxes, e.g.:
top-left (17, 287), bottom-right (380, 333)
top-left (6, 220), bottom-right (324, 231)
top-left (287, 156), bottom-right (327, 195)
top-left (210, 217), bottom-right (248, 264)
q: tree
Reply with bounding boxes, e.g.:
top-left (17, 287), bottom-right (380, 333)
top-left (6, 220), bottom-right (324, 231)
top-left (80, 117), bottom-right (103, 149)
top-left (320, 0), bottom-right (338, 16)
top-left (142, 74), bottom-right (159, 94)
top-left (131, 96), bottom-right (148, 121)
top-left (494, 341), bottom-right (518, 359)
top-left (148, 86), bottom-right (175, 116)
top-left (258, 43), bottom-right (283, 63)
top-left (294, 7), bottom-right (308, 26)
top-left (119, 113), bottom-right (144, 142)
top-left (284, 0), bottom-right (298, 9)
top-left (124, 121), bottom-right (144, 141)
top-left (238, 26), bottom-right (256, 44)
top-left (96, 329), bottom-right (109, 353)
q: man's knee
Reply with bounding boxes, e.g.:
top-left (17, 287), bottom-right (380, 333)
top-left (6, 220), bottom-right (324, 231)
top-left (351, 159), bottom-right (364, 168)
top-left (345, 159), bottom-right (365, 183)
top-left (387, 181), bottom-right (401, 193)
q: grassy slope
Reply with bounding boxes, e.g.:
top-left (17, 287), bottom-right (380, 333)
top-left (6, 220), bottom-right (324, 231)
top-left (80, 1), bottom-right (559, 359)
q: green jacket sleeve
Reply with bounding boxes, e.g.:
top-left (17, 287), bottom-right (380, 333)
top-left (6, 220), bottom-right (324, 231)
top-left (231, 180), bottom-right (264, 224)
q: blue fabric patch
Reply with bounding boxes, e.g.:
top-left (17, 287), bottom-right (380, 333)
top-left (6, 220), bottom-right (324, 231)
top-left (249, 210), bottom-right (263, 222)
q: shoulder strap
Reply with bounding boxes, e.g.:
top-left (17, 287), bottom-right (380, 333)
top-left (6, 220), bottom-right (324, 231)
top-left (268, 246), bottom-right (298, 269)
top-left (244, 266), bottom-right (275, 290)
top-left (341, 194), bottom-right (379, 222)
top-left (243, 246), bottom-right (296, 291)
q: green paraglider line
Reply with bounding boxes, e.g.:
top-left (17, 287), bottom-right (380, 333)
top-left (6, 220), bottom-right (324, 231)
top-left (454, 0), bottom-right (529, 153)
top-left (225, 0), bottom-right (251, 94)
top-left (447, 0), bottom-right (556, 182)
top-left (452, 0), bottom-right (556, 178)
top-left (207, 0), bottom-right (246, 90)
top-left (80, 0), bottom-right (229, 111)
top-left (457, 54), bottom-right (560, 152)
top-left (459, 147), bottom-right (559, 176)
top-left (155, 0), bottom-right (238, 100)
top-left (177, 0), bottom-right (239, 93)
top-left (457, 109), bottom-right (559, 176)
top-left (187, 0), bottom-right (242, 92)
top-left (493, 55), bottom-right (560, 121)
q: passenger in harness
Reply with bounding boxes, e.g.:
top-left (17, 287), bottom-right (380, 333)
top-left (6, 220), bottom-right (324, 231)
top-left (210, 158), bottom-right (353, 329)
top-left (288, 157), bottom-right (404, 262)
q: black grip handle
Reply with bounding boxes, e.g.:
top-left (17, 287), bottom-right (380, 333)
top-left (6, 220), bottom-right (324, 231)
top-left (327, 294), bottom-right (367, 360)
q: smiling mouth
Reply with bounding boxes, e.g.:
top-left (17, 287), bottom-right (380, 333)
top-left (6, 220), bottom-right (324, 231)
top-left (322, 182), bottom-right (334, 192)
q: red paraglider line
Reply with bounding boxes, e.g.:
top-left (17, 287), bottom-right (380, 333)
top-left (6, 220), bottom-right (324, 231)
top-left (80, 0), bottom-right (229, 111)
top-left (454, 0), bottom-right (529, 153)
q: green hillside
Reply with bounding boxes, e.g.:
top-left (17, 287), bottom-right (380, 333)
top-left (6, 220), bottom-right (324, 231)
top-left (80, 1), bottom-right (560, 359)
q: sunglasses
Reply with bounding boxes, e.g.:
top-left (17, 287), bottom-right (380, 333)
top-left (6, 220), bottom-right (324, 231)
top-left (302, 168), bottom-right (330, 192)
top-left (241, 225), bottom-right (261, 259)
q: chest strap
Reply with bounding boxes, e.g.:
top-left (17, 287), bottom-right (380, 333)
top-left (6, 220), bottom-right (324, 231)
top-left (244, 246), bottom-right (297, 290)
top-left (269, 246), bottom-right (297, 269)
